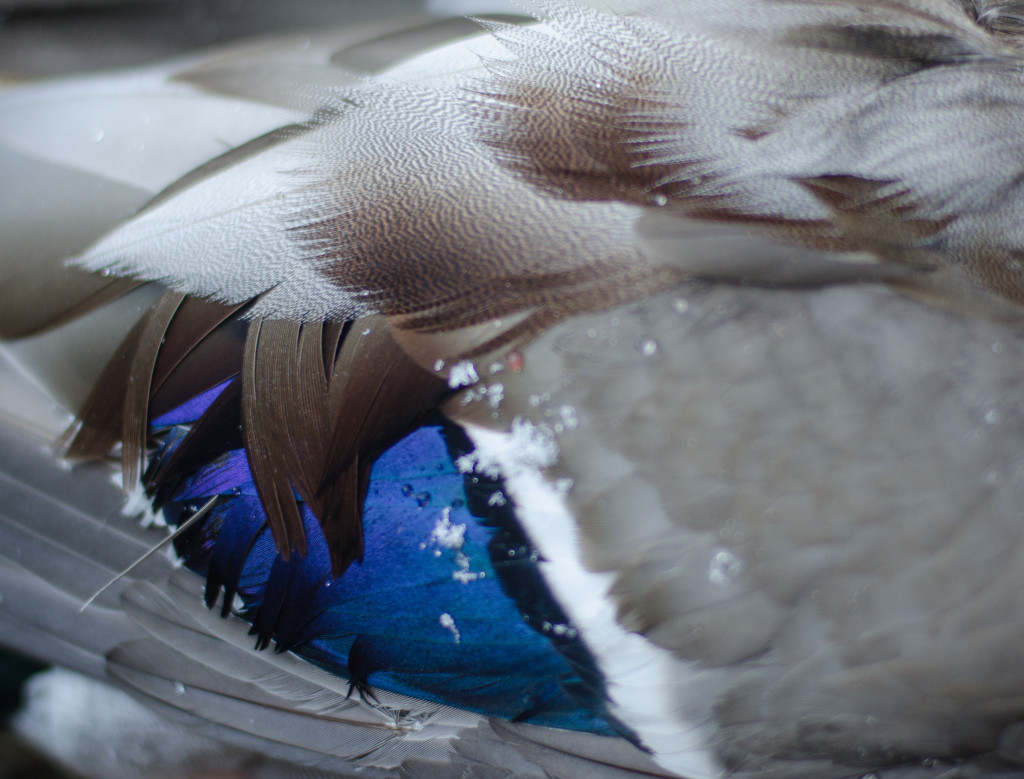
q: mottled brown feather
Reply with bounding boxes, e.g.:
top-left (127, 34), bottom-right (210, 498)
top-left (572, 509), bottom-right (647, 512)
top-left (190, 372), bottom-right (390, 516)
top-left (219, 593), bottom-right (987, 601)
top-left (798, 175), bottom-right (952, 264)
top-left (470, 20), bottom-right (689, 207)
top-left (783, 24), bottom-right (989, 66)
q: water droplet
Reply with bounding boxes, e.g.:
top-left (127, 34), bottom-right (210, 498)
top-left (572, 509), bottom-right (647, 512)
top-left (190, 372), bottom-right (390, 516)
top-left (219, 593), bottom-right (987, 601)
top-left (671, 297), bottom-right (690, 314)
top-left (401, 484), bottom-right (414, 497)
top-left (487, 383), bottom-right (504, 409)
top-left (173, 682), bottom-right (186, 696)
top-left (984, 408), bottom-right (1001, 424)
top-left (638, 337), bottom-right (659, 356)
top-left (651, 192), bottom-right (668, 206)
top-left (433, 359), bottom-right (445, 372)
top-left (708, 548), bottom-right (743, 585)
top-left (416, 491), bottom-right (431, 507)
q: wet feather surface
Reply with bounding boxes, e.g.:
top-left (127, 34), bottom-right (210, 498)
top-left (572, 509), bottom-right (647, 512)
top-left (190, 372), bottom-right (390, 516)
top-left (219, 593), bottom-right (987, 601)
top-left (5, 1), bottom-right (1024, 777)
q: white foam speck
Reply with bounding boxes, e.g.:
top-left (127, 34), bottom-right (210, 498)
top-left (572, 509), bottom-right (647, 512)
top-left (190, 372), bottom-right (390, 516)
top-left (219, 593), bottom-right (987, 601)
top-left (448, 360), bottom-right (480, 388)
top-left (452, 552), bottom-right (482, 584)
top-left (439, 612), bottom-right (461, 643)
top-left (116, 473), bottom-right (165, 528)
top-left (456, 416), bottom-right (558, 479)
top-left (429, 508), bottom-right (466, 550)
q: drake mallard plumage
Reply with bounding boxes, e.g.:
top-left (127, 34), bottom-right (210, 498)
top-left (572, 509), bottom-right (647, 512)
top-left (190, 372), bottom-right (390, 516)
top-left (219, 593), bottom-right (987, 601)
top-left (4, 1), bottom-right (1024, 777)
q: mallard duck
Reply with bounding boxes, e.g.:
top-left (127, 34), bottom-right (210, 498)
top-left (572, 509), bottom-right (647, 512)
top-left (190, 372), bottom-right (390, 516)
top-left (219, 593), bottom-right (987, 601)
top-left (5, 1), bottom-right (1024, 776)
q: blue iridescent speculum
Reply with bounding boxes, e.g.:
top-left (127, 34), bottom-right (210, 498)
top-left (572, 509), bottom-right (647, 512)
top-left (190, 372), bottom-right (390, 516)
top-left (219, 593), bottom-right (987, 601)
top-left (148, 378), bottom-right (621, 736)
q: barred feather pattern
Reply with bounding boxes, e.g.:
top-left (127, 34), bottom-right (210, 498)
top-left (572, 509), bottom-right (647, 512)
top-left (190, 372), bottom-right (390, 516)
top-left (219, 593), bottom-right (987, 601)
top-left (10, 2), bottom-right (1024, 778)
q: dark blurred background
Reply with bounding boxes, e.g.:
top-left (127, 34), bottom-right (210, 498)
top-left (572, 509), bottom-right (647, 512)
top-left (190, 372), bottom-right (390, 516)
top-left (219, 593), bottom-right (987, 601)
top-left (0, 647), bottom-right (64, 779)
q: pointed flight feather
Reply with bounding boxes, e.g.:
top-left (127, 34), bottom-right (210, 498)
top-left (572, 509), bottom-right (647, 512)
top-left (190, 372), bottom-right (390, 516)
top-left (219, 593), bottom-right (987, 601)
top-left (148, 316), bottom-right (247, 422)
top-left (61, 319), bottom-right (142, 462)
top-left (288, 320), bottom-right (333, 504)
top-left (317, 319), bottom-right (450, 574)
top-left (240, 317), bottom-right (449, 575)
top-left (241, 318), bottom-right (308, 561)
top-left (71, 299), bottom-right (450, 574)
top-left (145, 379), bottom-right (244, 510)
top-left (62, 293), bottom-right (184, 464)
top-left (120, 292), bottom-right (186, 490)
top-left (148, 298), bottom-right (247, 406)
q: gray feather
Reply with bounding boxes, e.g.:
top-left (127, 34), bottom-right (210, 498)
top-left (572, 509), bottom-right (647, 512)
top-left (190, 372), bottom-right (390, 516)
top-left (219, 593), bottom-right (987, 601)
top-left (8, 1), bottom-right (1024, 777)
top-left (451, 278), bottom-right (1024, 776)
